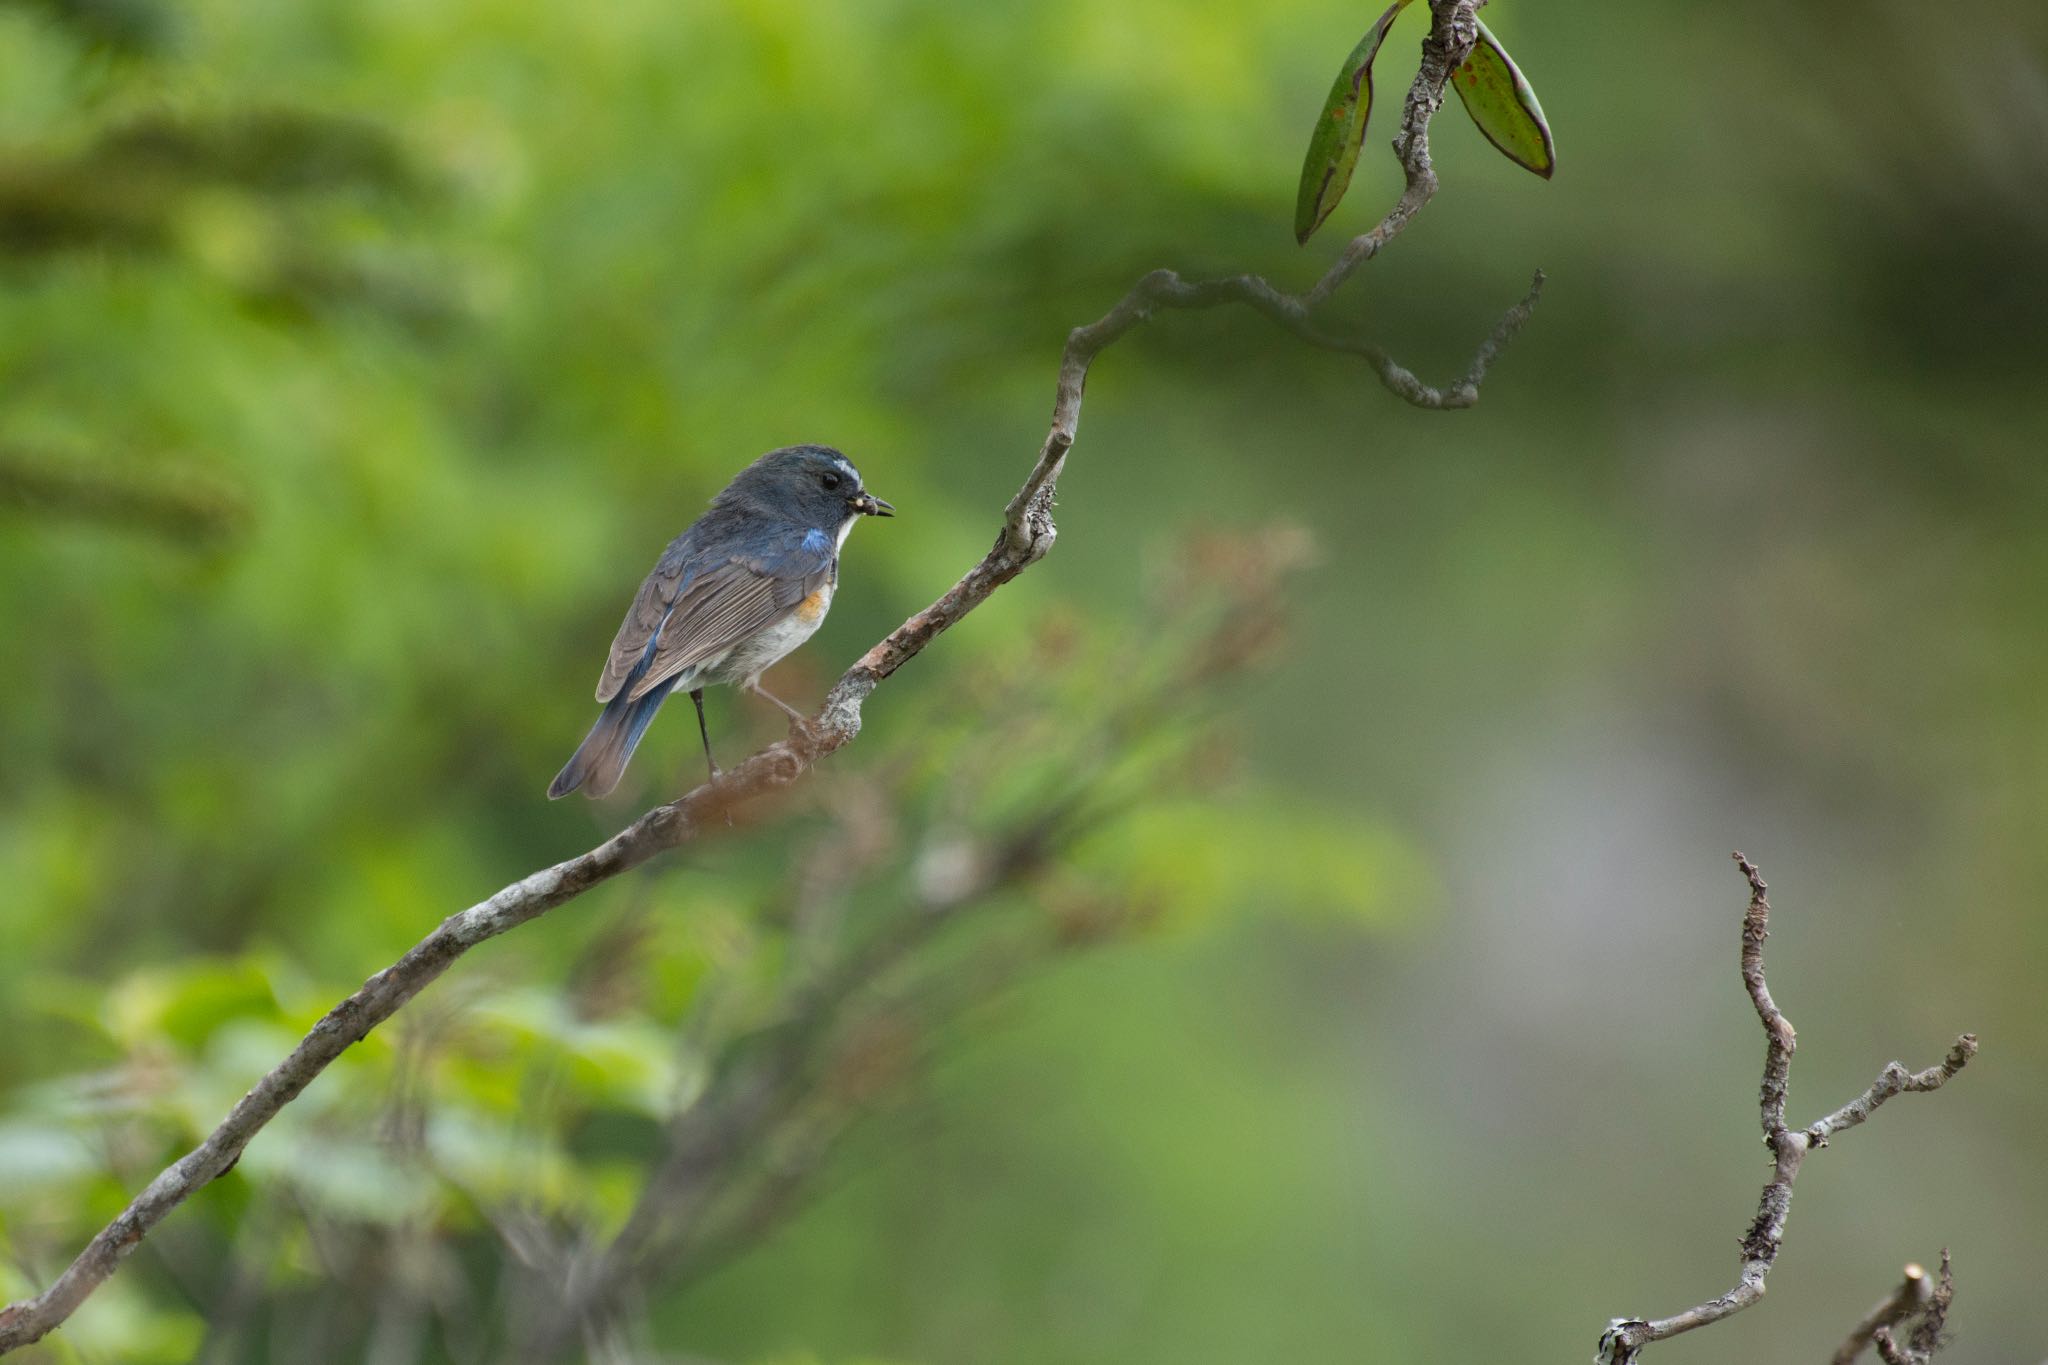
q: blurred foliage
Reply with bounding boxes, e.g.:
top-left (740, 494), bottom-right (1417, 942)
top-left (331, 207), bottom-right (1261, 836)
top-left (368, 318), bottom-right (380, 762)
top-left (1, 0), bottom-right (2046, 1363)
top-left (4, 525), bottom-right (1407, 1361)
top-left (0, 0), bottom-right (168, 55)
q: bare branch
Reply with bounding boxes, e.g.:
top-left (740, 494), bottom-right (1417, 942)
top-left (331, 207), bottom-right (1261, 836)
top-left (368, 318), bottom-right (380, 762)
top-left (1869, 1254), bottom-right (1952, 1365)
top-left (1834, 1262), bottom-right (1936, 1365)
top-left (0, 4), bottom-right (1537, 1352)
top-left (1872, 1326), bottom-right (1915, 1365)
top-left (1808, 1040), bottom-right (1978, 1147)
top-left (1737, 851), bottom-right (1798, 1135)
top-left (1595, 856), bottom-right (1978, 1365)
top-left (1914, 1250), bottom-right (1957, 1358)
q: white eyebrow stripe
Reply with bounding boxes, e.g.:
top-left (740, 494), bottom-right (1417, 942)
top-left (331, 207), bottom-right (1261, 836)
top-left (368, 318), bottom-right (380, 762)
top-left (832, 457), bottom-right (859, 484)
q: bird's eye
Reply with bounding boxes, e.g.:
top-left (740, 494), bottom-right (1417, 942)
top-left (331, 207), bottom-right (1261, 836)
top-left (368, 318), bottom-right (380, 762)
top-left (820, 471), bottom-right (841, 491)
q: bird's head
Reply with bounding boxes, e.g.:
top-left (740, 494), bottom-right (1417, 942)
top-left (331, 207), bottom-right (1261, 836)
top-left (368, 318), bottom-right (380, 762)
top-left (727, 444), bottom-right (894, 529)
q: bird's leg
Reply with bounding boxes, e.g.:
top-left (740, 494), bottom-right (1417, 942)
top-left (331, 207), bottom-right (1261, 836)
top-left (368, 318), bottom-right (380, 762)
top-left (690, 687), bottom-right (721, 781)
top-left (747, 679), bottom-right (815, 737)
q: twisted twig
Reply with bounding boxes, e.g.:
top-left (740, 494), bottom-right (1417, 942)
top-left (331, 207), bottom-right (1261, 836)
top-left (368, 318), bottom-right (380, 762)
top-left (1595, 855), bottom-right (1977, 1364)
top-left (1833, 1256), bottom-right (1949, 1365)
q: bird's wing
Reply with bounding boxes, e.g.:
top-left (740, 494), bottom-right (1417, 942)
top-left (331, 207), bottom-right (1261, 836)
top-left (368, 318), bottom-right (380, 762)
top-left (595, 531), bottom-right (699, 702)
top-left (607, 527), bottom-right (836, 703)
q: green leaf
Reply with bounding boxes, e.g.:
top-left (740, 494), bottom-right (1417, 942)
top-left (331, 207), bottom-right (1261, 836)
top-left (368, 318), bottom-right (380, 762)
top-left (1293, 1), bottom-right (1413, 245)
top-left (1450, 19), bottom-right (1556, 178)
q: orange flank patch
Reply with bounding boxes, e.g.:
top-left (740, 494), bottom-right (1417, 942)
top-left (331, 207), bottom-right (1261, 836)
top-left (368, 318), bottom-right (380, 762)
top-left (795, 588), bottom-right (830, 623)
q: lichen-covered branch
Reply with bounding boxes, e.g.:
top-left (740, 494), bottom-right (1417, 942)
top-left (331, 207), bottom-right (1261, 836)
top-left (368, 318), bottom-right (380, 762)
top-left (1833, 1256), bottom-right (1947, 1365)
top-left (1594, 856), bottom-right (1978, 1365)
top-left (0, 2), bottom-right (1538, 1353)
top-left (1867, 1249), bottom-right (1954, 1365)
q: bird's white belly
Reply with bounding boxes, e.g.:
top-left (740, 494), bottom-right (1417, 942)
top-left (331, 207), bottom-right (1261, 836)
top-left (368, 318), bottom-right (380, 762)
top-left (710, 581), bottom-right (833, 685)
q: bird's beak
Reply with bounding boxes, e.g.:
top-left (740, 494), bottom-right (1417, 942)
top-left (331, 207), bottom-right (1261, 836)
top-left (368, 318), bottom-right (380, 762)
top-left (850, 492), bottom-right (895, 517)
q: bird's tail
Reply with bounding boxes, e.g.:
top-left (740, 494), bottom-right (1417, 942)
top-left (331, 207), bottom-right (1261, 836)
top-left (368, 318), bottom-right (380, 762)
top-left (548, 677), bottom-right (679, 799)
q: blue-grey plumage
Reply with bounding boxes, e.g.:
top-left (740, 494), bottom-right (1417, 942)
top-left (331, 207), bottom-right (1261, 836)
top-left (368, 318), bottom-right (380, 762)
top-left (548, 445), bottom-right (893, 800)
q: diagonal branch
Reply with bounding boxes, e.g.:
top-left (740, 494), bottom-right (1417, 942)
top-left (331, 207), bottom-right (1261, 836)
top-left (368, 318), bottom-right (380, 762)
top-left (0, 2), bottom-right (1537, 1353)
top-left (1595, 855), bottom-right (1978, 1365)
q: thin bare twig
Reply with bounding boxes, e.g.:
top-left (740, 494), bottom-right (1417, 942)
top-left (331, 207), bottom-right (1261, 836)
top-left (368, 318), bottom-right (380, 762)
top-left (1868, 1249), bottom-right (1954, 1364)
top-left (1834, 1260), bottom-right (1936, 1365)
top-left (1915, 1251), bottom-right (1957, 1357)
top-left (1595, 856), bottom-right (1978, 1365)
top-left (999, 0), bottom-right (1534, 553)
top-left (0, 2), bottom-right (1538, 1352)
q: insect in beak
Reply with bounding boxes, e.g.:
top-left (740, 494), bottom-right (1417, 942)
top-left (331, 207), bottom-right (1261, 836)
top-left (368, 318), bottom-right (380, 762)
top-left (850, 492), bottom-right (895, 517)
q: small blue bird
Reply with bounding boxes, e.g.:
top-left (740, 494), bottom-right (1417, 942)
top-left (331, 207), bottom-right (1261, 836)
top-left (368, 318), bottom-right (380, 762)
top-left (549, 444), bottom-right (893, 800)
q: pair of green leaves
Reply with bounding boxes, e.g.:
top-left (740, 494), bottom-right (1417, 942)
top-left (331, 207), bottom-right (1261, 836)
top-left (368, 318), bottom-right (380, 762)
top-left (1294, 1), bottom-right (1554, 244)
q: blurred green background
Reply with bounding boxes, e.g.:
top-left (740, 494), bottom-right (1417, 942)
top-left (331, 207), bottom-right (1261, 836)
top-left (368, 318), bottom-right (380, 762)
top-left (2, 0), bottom-right (2045, 1360)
